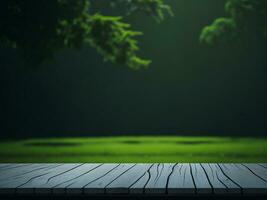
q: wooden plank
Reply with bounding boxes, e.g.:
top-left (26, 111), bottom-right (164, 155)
top-left (143, 163), bottom-right (175, 194)
top-left (200, 164), bottom-right (224, 194)
top-left (0, 164), bottom-right (61, 194)
top-left (83, 164), bottom-right (136, 194)
top-left (52, 163), bottom-right (117, 194)
top-left (218, 164), bottom-right (267, 195)
top-left (0, 164), bottom-right (13, 169)
top-left (243, 164), bottom-right (267, 182)
top-left (210, 164), bottom-right (240, 194)
top-left (105, 164), bottom-right (152, 194)
top-left (201, 164), bottom-right (240, 194)
top-left (258, 164), bottom-right (267, 170)
top-left (50, 164), bottom-right (120, 194)
top-left (0, 164), bottom-right (33, 172)
top-left (189, 164), bottom-right (212, 194)
top-left (0, 164), bottom-right (60, 194)
top-left (0, 163), bottom-right (266, 196)
top-left (0, 164), bottom-right (60, 185)
top-left (61, 164), bottom-right (119, 194)
top-left (0, 164), bottom-right (55, 180)
top-left (167, 163), bottom-right (195, 194)
top-left (17, 164), bottom-right (83, 194)
top-left (129, 164), bottom-right (155, 194)
top-left (46, 163), bottom-right (103, 194)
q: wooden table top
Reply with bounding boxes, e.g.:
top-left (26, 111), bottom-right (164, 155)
top-left (0, 163), bottom-right (267, 196)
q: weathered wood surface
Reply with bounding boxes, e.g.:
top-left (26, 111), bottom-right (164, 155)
top-left (0, 164), bottom-right (266, 196)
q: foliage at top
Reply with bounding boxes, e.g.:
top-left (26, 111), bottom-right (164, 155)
top-left (88, 14), bottom-right (151, 70)
top-left (0, 0), bottom-right (171, 69)
top-left (200, 0), bottom-right (267, 45)
top-left (2, 0), bottom-right (265, 68)
top-left (111, 0), bottom-right (173, 22)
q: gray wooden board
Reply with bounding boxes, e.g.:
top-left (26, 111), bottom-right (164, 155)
top-left (144, 163), bottom-right (175, 194)
top-left (0, 164), bottom-right (33, 172)
top-left (190, 164), bottom-right (212, 194)
top-left (167, 163), bottom-right (195, 194)
top-left (0, 164), bottom-right (62, 194)
top-left (0, 163), bottom-right (266, 196)
top-left (16, 164), bottom-right (83, 194)
top-left (0, 164), bottom-right (57, 180)
top-left (64, 163), bottom-right (120, 194)
top-left (0, 164), bottom-right (61, 186)
top-left (129, 164), bottom-right (155, 194)
top-left (206, 164), bottom-right (240, 194)
top-left (105, 164), bottom-right (152, 194)
top-left (52, 163), bottom-right (103, 194)
top-left (0, 164), bottom-right (13, 169)
top-left (199, 164), bottom-right (226, 194)
top-left (29, 163), bottom-right (103, 194)
top-left (218, 164), bottom-right (267, 195)
top-left (243, 164), bottom-right (267, 182)
top-left (83, 164), bottom-right (136, 194)
top-left (258, 164), bottom-right (267, 170)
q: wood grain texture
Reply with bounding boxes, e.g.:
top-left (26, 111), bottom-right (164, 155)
top-left (105, 164), bottom-right (152, 194)
top-left (218, 164), bottom-right (267, 195)
top-left (84, 164), bottom-right (136, 194)
top-left (206, 164), bottom-right (240, 194)
top-left (0, 164), bottom-right (52, 180)
top-left (0, 163), bottom-right (266, 196)
top-left (167, 163), bottom-right (195, 194)
top-left (17, 164), bottom-right (82, 194)
top-left (144, 163), bottom-right (175, 194)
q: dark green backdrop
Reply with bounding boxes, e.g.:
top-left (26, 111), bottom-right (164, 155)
top-left (0, 0), bottom-right (266, 138)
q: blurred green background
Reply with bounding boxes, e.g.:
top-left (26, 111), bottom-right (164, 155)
top-left (1, 137), bottom-right (267, 163)
top-left (0, 0), bottom-right (266, 163)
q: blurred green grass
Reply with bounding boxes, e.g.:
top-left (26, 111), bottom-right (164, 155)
top-left (0, 136), bottom-right (267, 163)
